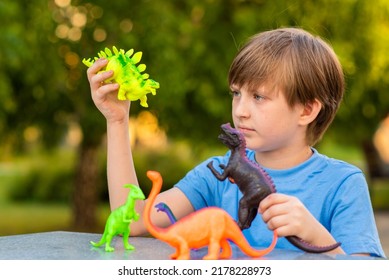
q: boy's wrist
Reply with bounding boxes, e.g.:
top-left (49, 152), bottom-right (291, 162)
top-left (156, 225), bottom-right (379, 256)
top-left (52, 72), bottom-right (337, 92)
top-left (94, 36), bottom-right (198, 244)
top-left (106, 113), bottom-right (130, 126)
top-left (305, 221), bottom-right (336, 247)
top-left (106, 118), bottom-right (130, 135)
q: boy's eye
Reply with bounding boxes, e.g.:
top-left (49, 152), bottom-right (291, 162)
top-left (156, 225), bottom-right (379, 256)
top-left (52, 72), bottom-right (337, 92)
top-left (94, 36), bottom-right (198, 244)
top-left (253, 94), bottom-right (264, 101)
top-left (230, 90), bottom-right (240, 97)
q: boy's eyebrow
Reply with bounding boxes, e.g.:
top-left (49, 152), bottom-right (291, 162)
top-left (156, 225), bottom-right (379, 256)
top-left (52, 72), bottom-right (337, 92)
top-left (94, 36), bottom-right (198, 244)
top-left (230, 83), bottom-right (277, 98)
top-left (231, 84), bottom-right (264, 94)
top-left (229, 84), bottom-right (240, 91)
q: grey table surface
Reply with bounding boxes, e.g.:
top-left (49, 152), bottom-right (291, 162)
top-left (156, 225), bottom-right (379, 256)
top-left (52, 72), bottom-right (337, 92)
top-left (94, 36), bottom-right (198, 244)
top-left (0, 231), bottom-right (381, 260)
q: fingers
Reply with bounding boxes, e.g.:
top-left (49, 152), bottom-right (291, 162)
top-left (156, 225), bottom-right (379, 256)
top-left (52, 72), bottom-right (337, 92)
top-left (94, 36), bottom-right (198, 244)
top-left (94, 82), bottom-right (120, 99)
top-left (260, 196), bottom-right (289, 223)
top-left (86, 58), bottom-right (108, 80)
top-left (87, 59), bottom-right (114, 90)
top-left (259, 194), bottom-right (308, 236)
top-left (258, 193), bottom-right (287, 214)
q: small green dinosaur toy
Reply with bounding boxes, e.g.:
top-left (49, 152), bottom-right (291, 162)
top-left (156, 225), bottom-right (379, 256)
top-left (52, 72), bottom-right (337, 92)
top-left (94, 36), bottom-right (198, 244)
top-left (82, 46), bottom-right (160, 107)
top-left (90, 184), bottom-right (145, 252)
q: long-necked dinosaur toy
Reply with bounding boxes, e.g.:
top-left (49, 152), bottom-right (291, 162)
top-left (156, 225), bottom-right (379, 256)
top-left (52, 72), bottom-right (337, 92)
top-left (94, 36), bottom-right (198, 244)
top-left (144, 170), bottom-right (277, 260)
top-left (207, 123), bottom-right (341, 253)
top-left (155, 202), bottom-right (177, 224)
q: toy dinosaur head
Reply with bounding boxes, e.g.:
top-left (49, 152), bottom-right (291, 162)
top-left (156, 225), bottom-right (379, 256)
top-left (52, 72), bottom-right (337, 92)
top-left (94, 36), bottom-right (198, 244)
top-left (218, 123), bottom-right (246, 150)
top-left (154, 202), bottom-right (167, 212)
top-left (123, 184), bottom-right (146, 200)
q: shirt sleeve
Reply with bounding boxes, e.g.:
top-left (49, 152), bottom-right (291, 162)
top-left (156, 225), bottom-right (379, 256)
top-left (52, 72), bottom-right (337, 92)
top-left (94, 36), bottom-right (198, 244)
top-left (175, 155), bottom-right (227, 211)
top-left (329, 172), bottom-right (386, 258)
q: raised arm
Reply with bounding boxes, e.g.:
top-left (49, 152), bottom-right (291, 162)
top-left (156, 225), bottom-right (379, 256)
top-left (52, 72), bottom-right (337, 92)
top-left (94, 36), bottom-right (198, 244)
top-left (86, 59), bottom-right (195, 236)
top-left (87, 58), bottom-right (138, 209)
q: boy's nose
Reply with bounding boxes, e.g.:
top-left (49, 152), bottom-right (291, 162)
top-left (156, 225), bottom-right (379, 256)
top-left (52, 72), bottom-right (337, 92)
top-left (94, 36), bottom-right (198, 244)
top-left (234, 98), bottom-right (250, 119)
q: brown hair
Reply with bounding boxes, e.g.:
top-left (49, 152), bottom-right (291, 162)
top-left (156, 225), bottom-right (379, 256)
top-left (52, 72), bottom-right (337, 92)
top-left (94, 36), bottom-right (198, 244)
top-left (228, 27), bottom-right (345, 145)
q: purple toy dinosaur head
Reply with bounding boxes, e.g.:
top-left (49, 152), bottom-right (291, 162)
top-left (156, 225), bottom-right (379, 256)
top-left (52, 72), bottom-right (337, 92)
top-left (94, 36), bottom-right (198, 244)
top-left (218, 123), bottom-right (246, 150)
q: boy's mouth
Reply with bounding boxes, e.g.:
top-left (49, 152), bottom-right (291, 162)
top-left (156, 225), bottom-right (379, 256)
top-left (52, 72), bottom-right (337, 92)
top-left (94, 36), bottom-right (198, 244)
top-left (237, 126), bottom-right (255, 133)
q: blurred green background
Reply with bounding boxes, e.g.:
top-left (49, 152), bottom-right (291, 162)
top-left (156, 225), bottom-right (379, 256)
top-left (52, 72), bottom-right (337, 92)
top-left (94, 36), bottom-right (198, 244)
top-left (1, 0), bottom-right (389, 238)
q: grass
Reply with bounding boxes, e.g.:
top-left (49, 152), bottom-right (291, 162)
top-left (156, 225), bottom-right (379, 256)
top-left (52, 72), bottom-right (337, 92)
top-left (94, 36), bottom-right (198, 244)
top-left (0, 149), bottom-right (110, 236)
top-left (0, 202), bottom-right (72, 236)
top-left (0, 201), bottom-right (111, 236)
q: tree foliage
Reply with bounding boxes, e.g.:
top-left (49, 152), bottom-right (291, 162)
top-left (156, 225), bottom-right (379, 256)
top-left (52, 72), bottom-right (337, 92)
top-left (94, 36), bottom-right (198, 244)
top-left (1, 0), bottom-right (389, 229)
top-left (1, 0), bottom-right (389, 151)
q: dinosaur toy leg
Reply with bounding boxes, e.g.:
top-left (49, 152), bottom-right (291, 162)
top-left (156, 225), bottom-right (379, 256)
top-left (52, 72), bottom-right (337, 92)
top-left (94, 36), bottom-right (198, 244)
top-left (122, 230), bottom-right (135, 250)
top-left (204, 240), bottom-right (221, 260)
top-left (170, 250), bottom-right (179, 259)
top-left (238, 193), bottom-right (264, 230)
top-left (238, 207), bottom-right (258, 230)
top-left (103, 234), bottom-right (115, 252)
top-left (237, 197), bottom-right (254, 229)
top-left (219, 239), bottom-right (233, 259)
top-left (139, 95), bottom-right (148, 107)
top-left (117, 88), bottom-right (127, 100)
top-left (172, 238), bottom-right (191, 260)
top-left (203, 219), bottom-right (227, 260)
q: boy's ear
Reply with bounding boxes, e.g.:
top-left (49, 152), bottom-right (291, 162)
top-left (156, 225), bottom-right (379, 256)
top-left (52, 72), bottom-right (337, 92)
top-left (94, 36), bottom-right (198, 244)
top-left (299, 99), bottom-right (322, 125)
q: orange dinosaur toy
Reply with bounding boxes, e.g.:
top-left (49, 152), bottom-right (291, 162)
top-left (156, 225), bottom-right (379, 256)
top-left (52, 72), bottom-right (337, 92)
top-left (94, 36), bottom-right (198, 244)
top-left (143, 170), bottom-right (278, 260)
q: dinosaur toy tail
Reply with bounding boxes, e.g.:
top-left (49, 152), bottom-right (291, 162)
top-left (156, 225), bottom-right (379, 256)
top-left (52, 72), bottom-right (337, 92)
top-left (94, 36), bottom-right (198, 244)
top-left (286, 236), bottom-right (341, 253)
top-left (143, 170), bottom-right (167, 241)
top-left (232, 229), bottom-right (278, 258)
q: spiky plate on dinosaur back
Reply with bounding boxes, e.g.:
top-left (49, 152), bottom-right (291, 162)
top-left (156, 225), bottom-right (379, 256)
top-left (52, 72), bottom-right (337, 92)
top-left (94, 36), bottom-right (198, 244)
top-left (82, 46), bottom-right (160, 107)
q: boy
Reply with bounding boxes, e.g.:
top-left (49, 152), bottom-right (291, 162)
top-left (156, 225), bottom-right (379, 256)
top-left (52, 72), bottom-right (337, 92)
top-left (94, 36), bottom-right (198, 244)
top-left (87, 27), bottom-right (385, 257)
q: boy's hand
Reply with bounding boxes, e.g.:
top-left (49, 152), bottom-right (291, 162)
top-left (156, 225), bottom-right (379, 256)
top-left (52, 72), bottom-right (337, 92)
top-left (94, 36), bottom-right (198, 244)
top-left (87, 58), bottom-right (130, 123)
top-left (258, 193), bottom-right (321, 244)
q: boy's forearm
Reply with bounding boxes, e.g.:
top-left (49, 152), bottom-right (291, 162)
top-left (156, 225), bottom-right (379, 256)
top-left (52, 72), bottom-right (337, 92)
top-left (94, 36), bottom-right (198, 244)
top-left (306, 221), bottom-right (345, 254)
top-left (106, 119), bottom-right (139, 210)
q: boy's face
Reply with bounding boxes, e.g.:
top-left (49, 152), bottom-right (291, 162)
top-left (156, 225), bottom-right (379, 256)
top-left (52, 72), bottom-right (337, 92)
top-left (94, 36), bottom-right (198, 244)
top-left (231, 83), bottom-right (307, 156)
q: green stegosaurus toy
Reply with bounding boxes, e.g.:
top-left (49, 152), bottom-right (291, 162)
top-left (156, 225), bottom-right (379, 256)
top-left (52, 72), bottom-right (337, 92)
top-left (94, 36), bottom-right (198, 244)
top-left (83, 46), bottom-right (159, 107)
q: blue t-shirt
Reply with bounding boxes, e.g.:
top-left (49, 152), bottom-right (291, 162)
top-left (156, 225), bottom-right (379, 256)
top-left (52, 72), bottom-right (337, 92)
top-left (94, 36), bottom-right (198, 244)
top-left (175, 148), bottom-right (385, 257)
